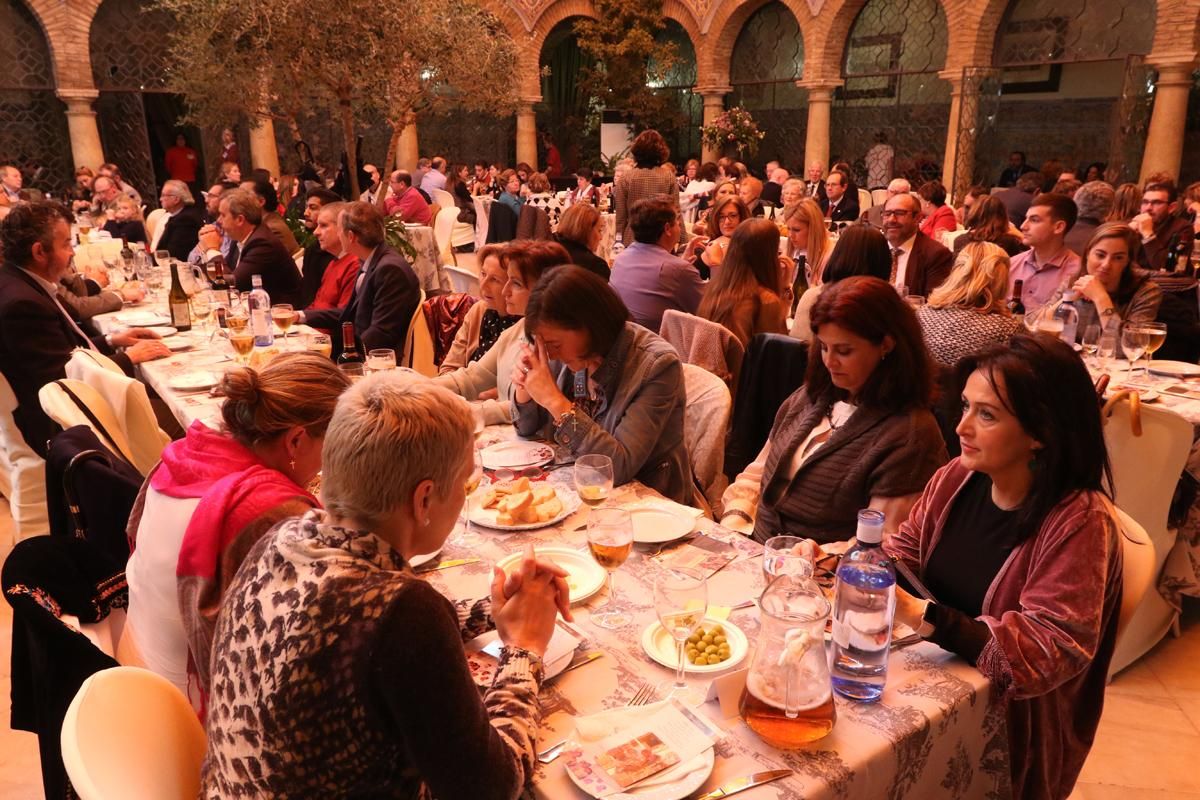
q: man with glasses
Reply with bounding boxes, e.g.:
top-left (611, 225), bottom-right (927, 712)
top-left (881, 193), bottom-right (953, 298)
top-left (1133, 181), bottom-right (1193, 272)
top-left (862, 178), bottom-right (911, 228)
top-left (821, 170), bottom-right (859, 223)
top-left (152, 180), bottom-right (205, 260)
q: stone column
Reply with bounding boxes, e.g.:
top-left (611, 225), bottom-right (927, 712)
top-left (515, 99), bottom-right (539, 168)
top-left (397, 115), bottom-right (419, 172)
top-left (58, 90), bottom-right (105, 171)
top-left (939, 69), bottom-right (978, 203)
top-left (1140, 61), bottom-right (1197, 182)
top-left (698, 88), bottom-right (731, 163)
top-left (248, 114), bottom-right (281, 178)
top-left (799, 80), bottom-right (841, 175)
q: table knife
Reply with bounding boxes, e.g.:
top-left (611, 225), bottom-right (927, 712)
top-left (415, 557), bottom-right (480, 573)
top-left (694, 769), bottom-right (793, 800)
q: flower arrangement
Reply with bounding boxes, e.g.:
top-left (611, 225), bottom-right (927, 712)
top-left (700, 106), bottom-right (766, 157)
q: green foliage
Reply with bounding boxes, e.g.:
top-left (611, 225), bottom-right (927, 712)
top-left (383, 217), bottom-right (419, 263)
top-left (572, 0), bottom-right (685, 136)
top-left (283, 205), bottom-right (316, 251)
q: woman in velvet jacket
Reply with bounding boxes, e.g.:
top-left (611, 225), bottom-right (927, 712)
top-left (887, 332), bottom-right (1122, 800)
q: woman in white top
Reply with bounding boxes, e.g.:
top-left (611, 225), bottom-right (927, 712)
top-left (433, 240), bottom-right (570, 423)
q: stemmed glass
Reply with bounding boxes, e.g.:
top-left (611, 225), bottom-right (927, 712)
top-left (272, 304), bottom-right (295, 348)
top-left (654, 567), bottom-right (708, 704)
top-left (574, 454), bottom-right (614, 508)
top-left (154, 249), bottom-right (171, 270)
top-left (1120, 325), bottom-right (1149, 384)
top-left (191, 290), bottom-right (212, 335)
top-left (1081, 324), bottom-right (1102, 365)
top-left (1137, 322), bottom-right (1167, 376)
top-left (455, 448), bottom-right (486, 548)
top-left (586, 508), bottom-right (633, 629)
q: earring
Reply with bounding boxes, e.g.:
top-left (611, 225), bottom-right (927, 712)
top-left (289, 459), bottom-right (296, 471)
top-left (424, 517), bottom-right (431, 527)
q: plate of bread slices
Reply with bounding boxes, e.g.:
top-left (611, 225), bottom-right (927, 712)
top-left (470, 477), bottom-right (581, 531)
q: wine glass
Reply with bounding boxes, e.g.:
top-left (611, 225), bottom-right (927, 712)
top-left (191, 290), bottom-right (212, 335)
top-left (1120, 325), bottom-right (1149, 384)
top-left (654, 567), bottom-right (708, 704)
top-left (366, 348), bottom-right (397, 373)
top-left (154, 249), bottom-right (171, 270)
top-left (455, 448), bottom-right (486, 548)
top-left (587, 508), bottom-right (634, 629)
top-left (1081, 324), bottom-right (1102, 363)
top-left (1136, 322), bottom-right (1167, 376)
top-left (229, 331), bottom-right (255, 365)
top-left (271, 304), bottom-right (295, 347)
top-left (574, 454), bottom-right (614, 508)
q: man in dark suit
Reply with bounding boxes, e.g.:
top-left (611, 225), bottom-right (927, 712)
top-left (297, 202), bottom-right (419, 356)
top-left (998, 151), bottom-right (1038, 188)
top-left (760, 167), bottom-right (787, 207)
top-left (0, 202), bottom-right (169, 456)
top-left (820, 170), bottom-right (859, 223)
top-left (995, 171), bottom-right (1043, 227)
top-left (198, 188), bottom-right (301, 305)
top-left (881, 193), bottom-right (954, 297)
top-left (152, 180), bottom-right (205, 261)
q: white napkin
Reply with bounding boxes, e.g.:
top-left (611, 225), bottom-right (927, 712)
top-left (481, 623), bottom-right (581, 670)
top-left (572, 702), bottom-right (711, 790)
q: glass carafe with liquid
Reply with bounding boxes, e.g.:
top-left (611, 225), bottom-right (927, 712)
top-left (739, 572), bottom-right (836, 747)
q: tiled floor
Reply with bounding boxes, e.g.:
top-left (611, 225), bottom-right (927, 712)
top-left (0, 498), bottom-right (1197, 799)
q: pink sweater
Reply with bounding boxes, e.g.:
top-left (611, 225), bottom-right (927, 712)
top-left (887, 459), bottom-right (1122, 800)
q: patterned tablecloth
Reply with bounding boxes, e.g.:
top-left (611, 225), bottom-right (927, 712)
top-left (419, 426), bottom-right (1011, 800)
top-left (1090, 357), bottom-right (1200, 610)
top-left (81, 322), bottom-right (1011, 798)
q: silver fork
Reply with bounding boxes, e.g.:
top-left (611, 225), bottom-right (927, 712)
top-left (537, 682), bottom-right (657, 765)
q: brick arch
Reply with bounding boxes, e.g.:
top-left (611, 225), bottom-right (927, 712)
top-left (705, 0), bottom-right (812, 87)
top-left (661, 0), bottom-right (708, 84)
top-left (806, 0), bottom-right (958, 82)
top-left (23, 0), bottom-right (105, 91)
top-left (1146, 0), bottom-right (1198, 61)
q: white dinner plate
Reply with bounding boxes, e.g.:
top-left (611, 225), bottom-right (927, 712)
top-left (564, 702), bottom-right (715, 800)
top-left (476, 625), bottom-right (580, 679)
top-left (409, 549), bottom-right (440, 569)
top-left (118, 312), bottom-right (171, 327)
top-left (640, 617), bottom-right (748, 675)
top-left (468, 486), bottom-right (581, 531)
top-left (494, 546), bottom-right (605, 605)
top-left (149, 326), bottom-right (178, 337)
top-left (480, 440), bottom-right (555, 470)
top-left (630, 507), bottom-right (696, 545)
top-left (1148, 360), bottom-right (1200, 379)
top-left (160, 335), bottom-right (193, 352)
top-left (167, 371), bottom-right (221, 393)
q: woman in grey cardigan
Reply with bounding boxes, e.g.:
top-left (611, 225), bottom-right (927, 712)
top-left (722, 276), bottom-right (947, 543)
top-left (512, 266), bottom-right (692, 505)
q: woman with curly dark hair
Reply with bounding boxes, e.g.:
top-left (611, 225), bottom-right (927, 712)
top-left (613, 129), bottom-right (682, 248)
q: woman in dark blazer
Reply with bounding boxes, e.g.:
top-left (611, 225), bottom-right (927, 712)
top-left (552, 203), bottom-right (609, 280)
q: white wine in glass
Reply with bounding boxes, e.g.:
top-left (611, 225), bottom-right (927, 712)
top-left (587, 507), bottom-right (633, 629)
top-left (575, 454), bottom-right (614, 507)
top-left (272, 304), bottom-right (295, 347)
top-left (230, 332), bottom-right (255, 364)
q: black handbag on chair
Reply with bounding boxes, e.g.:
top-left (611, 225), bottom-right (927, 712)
top-left (45, 425), bottom-right (143, 564)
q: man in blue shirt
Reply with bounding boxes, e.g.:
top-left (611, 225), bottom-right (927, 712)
top-left (610, 197), bottom-right (704, 333)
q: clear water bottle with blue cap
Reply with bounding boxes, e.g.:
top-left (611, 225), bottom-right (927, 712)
top-left (830, 509), bottom-right (896, 702)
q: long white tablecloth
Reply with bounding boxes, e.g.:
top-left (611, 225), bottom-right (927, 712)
top-left (86, 311), bottom-right (1009, 797)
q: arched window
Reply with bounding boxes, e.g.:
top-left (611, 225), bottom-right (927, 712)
top-left (833, 0), bottom-right (950, 189)
top-left (0, 0), bottom-right (72, 193)
top-left (729, 1), bottom-right (806, 172)
top-left (652, 20), bottom-right (701, 161)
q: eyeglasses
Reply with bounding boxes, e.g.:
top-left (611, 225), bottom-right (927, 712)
top-left (881, 210), bottom-right (915, 218)
top-left (717, 213), bottom-right (741, 222)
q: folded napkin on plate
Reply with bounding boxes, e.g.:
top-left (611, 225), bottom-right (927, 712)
top-left (628, 497), bottom-right (704, 519)
top-left (572, 701), bottom-right (711, 790)
top-left (481, 623), bottom-right (581, 666)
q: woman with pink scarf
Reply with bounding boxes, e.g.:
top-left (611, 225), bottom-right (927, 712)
top-left (120, 353), bottom-right (349, 711)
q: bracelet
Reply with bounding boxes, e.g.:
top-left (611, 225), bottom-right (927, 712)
top-left (916, 601), bottom-right (936, 639)
top-left (553, 402), bottom-right (577, 426)
top-left (724, 508), bottom-right (753, 525)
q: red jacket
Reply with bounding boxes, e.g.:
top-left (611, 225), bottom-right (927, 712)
top-left (919, 203), bottom-right (957, 241)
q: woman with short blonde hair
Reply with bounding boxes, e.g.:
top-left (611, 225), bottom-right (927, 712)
top-left (202, 374), bottom-right (570, 796)
top-left (917, 241), bottom-right (1022, 366)
top-left (553, 203), bottom-right (609, 279)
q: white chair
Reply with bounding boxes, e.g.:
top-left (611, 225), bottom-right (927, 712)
top-left (144, 208), bottom-right (168, 247)
top-left (990, 186), bottom-right (1007, 195)
top-left (682, 364), bottom-right (731, 514)
top-left (432, 207), bottom-right (457, 266)
top-left (65, 349), bottom-right (170, 476)
top-left (444, 265), bottom-right (480, 296)
top-left (1110, 506), bottom-right (1156, 681)
top-left (870, 189), bottom-right (888, 207)
top-left (401, 290), bottom-right (437, 377)
top-left (431, 188), bottom-right (456, 211)
top-left (38, 379), bottom-right (137, 467)
top-left (0, 372), bottom-right (49, 540)
top-left (857, 188), bottom-right (872, 212)
top-left (941, 228), bottom-right (967, 251)
top-left (1102, 396), bottom-right (1193, 675)
top-left (61, 666), bottom-right (207, 800)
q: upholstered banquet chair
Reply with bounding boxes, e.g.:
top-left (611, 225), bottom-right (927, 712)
top-left (1102, 394), bottom-right (1193, 675)
top-left (39, 380), bottom-right (137, 470)
top-left (682, 364), bottom-right (731, 514)
top-left (61, 666), bottom-right (206, 800)
top-left (0, 371), bottom-right (50, 540)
